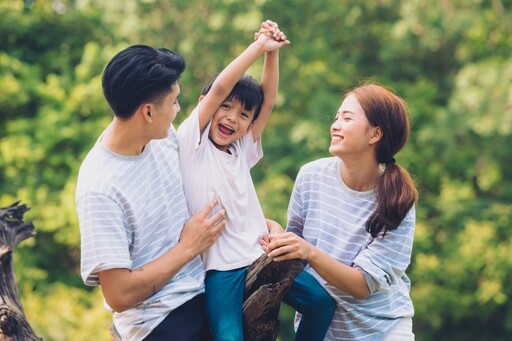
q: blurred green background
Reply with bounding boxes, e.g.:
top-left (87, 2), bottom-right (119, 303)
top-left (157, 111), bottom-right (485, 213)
top-left (1, 0), bottom-right (511, 340)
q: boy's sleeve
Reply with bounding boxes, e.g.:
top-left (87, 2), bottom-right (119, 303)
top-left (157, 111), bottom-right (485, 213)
top-left (177, 105), bottom-right (211, 155)
top-left (241, 131), bottom-right (263, 169)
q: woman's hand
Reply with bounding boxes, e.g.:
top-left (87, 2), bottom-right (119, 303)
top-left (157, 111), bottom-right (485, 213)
top-left (266, 232), bottom-right (315, 262)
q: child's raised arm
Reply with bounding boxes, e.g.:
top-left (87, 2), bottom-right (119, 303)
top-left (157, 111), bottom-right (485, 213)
top-left (251, 20), bottom-right (289, 141)
top-left (197, 22), bottom-right (289, 134)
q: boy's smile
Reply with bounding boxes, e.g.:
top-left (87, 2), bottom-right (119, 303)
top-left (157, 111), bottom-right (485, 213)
top-left (209, 99), bottom-right (255, 152)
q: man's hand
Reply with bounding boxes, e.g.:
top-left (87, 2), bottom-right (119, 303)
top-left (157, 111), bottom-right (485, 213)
top-left (180, 199), bottom-right (226, 256)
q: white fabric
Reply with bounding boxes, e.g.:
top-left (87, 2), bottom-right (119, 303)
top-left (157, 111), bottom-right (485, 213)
top-left (177, 106), bottom-right (267, 271)
top-left (382, 318), bottom-right (414, 341)
top-left (76, 127), bottom-right (205, 341)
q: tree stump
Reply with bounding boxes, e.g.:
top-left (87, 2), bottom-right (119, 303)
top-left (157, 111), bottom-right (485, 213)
top-left (0, 202), bottom-right (42, 341)
top-left (242, 254), bottom-right (305, 341)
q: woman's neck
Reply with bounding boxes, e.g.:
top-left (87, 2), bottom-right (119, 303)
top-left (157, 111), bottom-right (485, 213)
top-left (339, 156), bottom-right (382, 192)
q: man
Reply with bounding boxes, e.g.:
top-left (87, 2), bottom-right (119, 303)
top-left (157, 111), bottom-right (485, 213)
top-left (76, 45), bottom-right (225, 340)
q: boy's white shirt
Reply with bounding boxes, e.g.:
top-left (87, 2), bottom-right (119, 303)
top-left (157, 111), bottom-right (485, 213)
top-left (177, 105), bottom-right (267, 271)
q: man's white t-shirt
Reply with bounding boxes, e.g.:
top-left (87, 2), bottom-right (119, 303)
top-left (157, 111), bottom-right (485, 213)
top-left (177, 106), bottom-right (267, 271)
top-left (76, 127), bottom-right (205, 341)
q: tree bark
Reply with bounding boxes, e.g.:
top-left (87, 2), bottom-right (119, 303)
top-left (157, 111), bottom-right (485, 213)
top-left (242, 254), bottom-right (305, 341)
top-left (0, 202), bottom-right (42, 341)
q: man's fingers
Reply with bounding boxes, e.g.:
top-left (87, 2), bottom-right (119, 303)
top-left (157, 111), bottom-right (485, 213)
top-left (209, 209), bottom-right (226, 228)
top-left (200, 199), bottom-right (220, 217)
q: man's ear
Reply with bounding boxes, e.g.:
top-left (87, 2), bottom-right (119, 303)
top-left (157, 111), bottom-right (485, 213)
top-left (369, 126), bottom-right (383, 145)
top-left (140, 104), bottom-right (153, 122)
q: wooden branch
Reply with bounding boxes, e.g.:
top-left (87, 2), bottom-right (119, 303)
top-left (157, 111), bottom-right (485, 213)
top-left (0, 202), bottom-right (42, 341)
top-left (242, 254), bottom-right (305, 341)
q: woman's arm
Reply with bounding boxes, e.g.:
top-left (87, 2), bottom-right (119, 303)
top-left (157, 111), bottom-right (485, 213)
top-left (266, 232), bottom-right (371, 299)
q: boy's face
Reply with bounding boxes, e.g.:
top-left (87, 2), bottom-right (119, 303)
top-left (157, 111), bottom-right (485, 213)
top-left (209, 98), bottom-right (255, 152)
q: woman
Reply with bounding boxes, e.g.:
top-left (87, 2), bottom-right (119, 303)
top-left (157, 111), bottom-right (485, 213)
top-left (264, 83), bottom-right (418, 340)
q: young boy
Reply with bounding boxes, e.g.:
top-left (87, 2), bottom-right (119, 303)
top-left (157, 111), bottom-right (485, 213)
top-left (177, 21), bottom-right (335, 340)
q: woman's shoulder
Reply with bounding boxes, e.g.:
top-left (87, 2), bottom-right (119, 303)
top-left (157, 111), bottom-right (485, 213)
top-left (299, 156), bottom-right (338, 174)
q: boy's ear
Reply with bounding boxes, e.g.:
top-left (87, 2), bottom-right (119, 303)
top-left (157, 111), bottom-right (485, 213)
top-left (198, 95), bottom-right (205, 104)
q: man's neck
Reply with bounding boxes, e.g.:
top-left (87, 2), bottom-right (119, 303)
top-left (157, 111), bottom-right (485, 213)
top-left (101, 118), bottom-right (148, 156)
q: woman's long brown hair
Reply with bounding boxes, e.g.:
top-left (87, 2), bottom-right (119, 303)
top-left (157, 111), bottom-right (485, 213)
top-left (349, 84), bottom-right (418, 237)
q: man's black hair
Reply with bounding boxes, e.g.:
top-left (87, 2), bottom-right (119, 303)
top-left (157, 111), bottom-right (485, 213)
top-left (102, 45), bottom-right (186, 119)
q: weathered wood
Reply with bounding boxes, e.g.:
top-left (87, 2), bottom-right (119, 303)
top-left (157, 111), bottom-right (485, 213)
top-left (243, 254), bottom-right (305, 341)
top-left (0, 202), bottom-right (42, 341)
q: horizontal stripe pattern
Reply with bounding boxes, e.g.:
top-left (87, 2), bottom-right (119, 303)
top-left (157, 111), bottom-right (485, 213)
top-left (287, 157), bottom-right (415, 340)
top-left (76, 128), bottom-right (205, 341)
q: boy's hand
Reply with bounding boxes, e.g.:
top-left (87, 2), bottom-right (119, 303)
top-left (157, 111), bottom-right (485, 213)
top-left (254, 20), bottom-right (290, 51)
top-left (260, 219), bottom-right (284, 253)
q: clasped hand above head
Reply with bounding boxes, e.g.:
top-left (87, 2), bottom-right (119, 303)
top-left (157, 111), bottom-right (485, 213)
top-left (254, 19), bottom-right (291, 50)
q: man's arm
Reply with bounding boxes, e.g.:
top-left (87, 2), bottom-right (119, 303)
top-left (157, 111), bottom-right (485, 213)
top-left (98, 200), bottom-right (225, 312)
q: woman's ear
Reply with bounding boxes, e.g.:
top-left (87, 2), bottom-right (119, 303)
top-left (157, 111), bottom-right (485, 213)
top-left (369, 126), bottom-right (383, 145)
top-left (198, 95), bottom-right (205, 104)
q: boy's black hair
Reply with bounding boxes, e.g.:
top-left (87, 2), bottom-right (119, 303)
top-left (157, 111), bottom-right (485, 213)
top-left (102, 45), bottom-right (186, 119)
top-left (201, 73), bottom-right (264, 121)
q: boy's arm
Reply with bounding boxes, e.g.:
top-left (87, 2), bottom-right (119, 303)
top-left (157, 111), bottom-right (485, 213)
top-left (197, 37), bottom-right (266, 133)
top-left (197, 24), bottom-right (289, 134)
top-left (251, 49), bottom-right (279, 141)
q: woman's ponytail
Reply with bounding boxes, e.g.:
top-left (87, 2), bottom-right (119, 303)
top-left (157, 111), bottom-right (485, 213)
top-left (349, 83), bottom-right (419, 237)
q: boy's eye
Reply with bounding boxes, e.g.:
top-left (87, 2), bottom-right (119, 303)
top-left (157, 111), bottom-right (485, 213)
top-left (222, 103), bottom-right (230, 109)
top-left (241, 112), bottom-right (249, 118)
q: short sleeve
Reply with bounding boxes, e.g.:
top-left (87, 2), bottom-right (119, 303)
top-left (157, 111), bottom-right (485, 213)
top-left (177, 106), bottom-right (210, 156)
top-left (240, 131), bottom-right (263, 169)
top-left (78, 191), bottom-right (132, 286)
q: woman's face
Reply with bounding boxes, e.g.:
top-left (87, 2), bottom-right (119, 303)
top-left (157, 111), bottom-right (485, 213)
top-left (329, 94), bottom-right (378, 158)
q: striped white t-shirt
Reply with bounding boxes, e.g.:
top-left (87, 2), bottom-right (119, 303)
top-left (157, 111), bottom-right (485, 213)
top-left (76, 127), bottom-right (205, 341)
top-left (287, 157), bottom-right (415, 341)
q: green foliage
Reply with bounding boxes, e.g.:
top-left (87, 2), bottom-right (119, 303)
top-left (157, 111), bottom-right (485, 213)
top-left (1, 0), bottom-right (512, 340)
